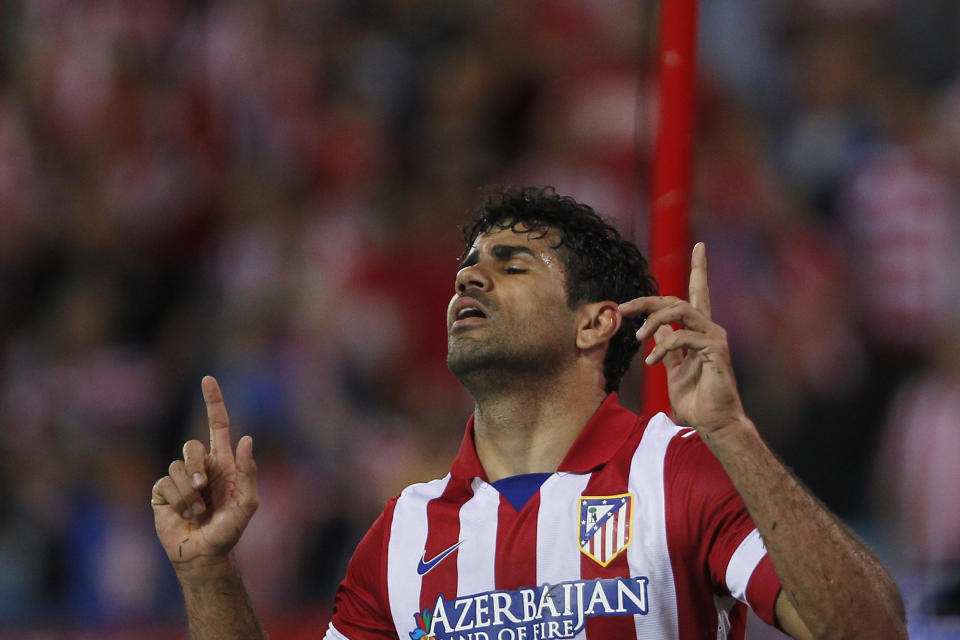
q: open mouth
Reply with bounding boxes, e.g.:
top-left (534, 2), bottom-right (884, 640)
top-left (456, 307), bottom-right (487, 321)
top-left (450, 297), bottom-right (490, 329)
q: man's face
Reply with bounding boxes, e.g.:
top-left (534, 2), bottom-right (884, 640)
top-left (446, 225), bottom-right (579, 383)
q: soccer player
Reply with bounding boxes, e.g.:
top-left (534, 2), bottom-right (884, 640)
top-left (151, 187), bottom-right (907, 639)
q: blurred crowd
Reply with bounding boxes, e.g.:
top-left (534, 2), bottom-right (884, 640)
top-left (0, 0), bottom-right (958, 637)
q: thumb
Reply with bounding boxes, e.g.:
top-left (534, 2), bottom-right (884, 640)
top-left (235, 435), bottom-right (259, 507)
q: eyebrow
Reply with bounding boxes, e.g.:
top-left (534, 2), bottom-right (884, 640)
top-left (457, 244), bottom-right (537, 271)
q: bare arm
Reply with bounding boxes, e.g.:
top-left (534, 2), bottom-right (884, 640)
top-left (151, 376), bottom-right (266, 640)
top-left (177, 556), bottom-right (267, 640)
top-left (621, 243), bottom-right (906, 639)
top-left (703, 416), bottom-right (904, 639)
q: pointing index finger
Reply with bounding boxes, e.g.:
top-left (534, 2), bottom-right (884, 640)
top-left (202, 376), bottom-right (233, 457)
top-left (689, 242), bottom-right (711, 320)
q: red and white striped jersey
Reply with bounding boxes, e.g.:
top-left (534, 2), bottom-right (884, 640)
top-left (326, 394), bottom-right (781, 640)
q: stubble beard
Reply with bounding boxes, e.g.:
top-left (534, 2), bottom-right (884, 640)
top-left (446, 330), bottom-right (567, 398)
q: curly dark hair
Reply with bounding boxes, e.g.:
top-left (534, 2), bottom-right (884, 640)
top-left (461, 186), bottom-right (657, 393)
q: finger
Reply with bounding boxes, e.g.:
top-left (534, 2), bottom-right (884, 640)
top-left (651, 324), bottom-right (683, 369)
top-left (634, 299), bottom-right (713, 342)
top-left (689, 242), bottom-right (711, 320)
top-left (151, 477), bottom-right (169, 505)
top-left (182, 440), bottom-right (208, 489)
top-left (151, 476), bottom-right (191, 520)
top-left (234, 436), bottom-right (259, 516)
top-left (645, 328), bottom-right (715, 365)
top-left (619, 295), bottom-right (679, 318)
top-left (168, 459), bottom-right (205, 517)
top-left (202, 376), bottom-right (233, 458)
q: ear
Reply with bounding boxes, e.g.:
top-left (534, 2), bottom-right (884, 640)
top-left (575, 301), bottom-right (622, 350)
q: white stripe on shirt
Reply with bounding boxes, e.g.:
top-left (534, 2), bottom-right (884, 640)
top-left (387, 475), bottom-right (450, 633)
top-left (629, 412), bottom-right (683, 640)
top-left (536, 472), bottom-right (592, 640)
top-left (457, 478), bottom-right (500, 596)
top-left (725, 528), bottom-right (767, 605)
top-left (324, 621), bottom-right (351, 640)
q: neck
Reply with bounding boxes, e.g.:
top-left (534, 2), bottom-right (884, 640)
top-left (469, 368), bottom-right (608, 482)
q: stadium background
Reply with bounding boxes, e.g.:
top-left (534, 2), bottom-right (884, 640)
top-left (0, 0), bottom-right (958, 638)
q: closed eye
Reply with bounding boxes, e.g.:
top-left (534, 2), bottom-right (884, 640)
top-left (504, 266), bottom-right (527, 274)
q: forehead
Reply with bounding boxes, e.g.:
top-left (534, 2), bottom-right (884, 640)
top-left (468, 224), bottom-right (562, 255)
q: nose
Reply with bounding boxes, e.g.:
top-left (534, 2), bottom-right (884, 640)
top-left (455, 263), bottom-right (491, 294)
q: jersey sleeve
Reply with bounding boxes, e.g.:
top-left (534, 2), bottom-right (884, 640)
top-left (325, 499), bottom-right (399, 640)
top-left (665, 429), bottom-right (782, 627)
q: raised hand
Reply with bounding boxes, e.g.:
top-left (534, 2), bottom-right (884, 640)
top-left (619, 243), bottom-right (749, 436)
top-left (151, 376), bottom-right (258, 568)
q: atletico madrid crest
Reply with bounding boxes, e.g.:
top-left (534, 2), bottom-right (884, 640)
top-left (578, 493), bottom-right (633, 566)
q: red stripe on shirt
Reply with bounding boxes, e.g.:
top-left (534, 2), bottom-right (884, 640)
top-left (664, 431), bottom-right (778, 639)
top-left (495, 492), bottom-right (539, 590)
top-left (581, 439), bottom-right (637, 640)
top-left (418, 478), bottom-right (473, 611)
top-left (330, 498), bottom-right (399, 638)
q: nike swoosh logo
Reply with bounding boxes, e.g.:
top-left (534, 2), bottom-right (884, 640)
top-left (417, 540), bottom-right (463, 575)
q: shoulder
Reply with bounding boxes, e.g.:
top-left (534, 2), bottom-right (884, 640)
top-left (639, 412), bottom-right (697, 442)
top-left (635, 413), bottom-right (722, 472)
top-left (626, 412), bottom-right (704, 469)
top-left (391, 474), bottom-right (455, 513)
top-left (396, 474), bottom-right (453, 501)
top-left (628, 414), bottom-right (741, 521)
top-left (349, 472), bottom-right (453, 566)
